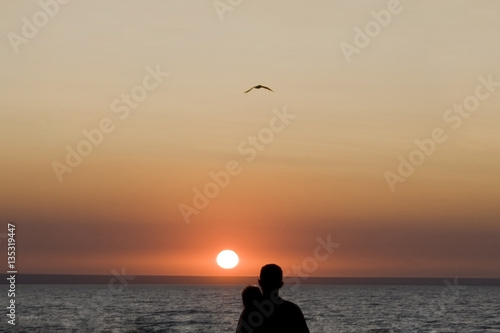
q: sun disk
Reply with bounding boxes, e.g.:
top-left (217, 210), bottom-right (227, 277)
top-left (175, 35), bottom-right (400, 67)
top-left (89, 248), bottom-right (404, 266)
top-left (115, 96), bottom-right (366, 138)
top-left (216, 250), bottom-right (239, 269)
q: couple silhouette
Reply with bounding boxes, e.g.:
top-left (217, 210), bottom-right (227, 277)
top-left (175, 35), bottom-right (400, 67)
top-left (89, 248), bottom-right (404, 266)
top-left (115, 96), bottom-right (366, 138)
top-left (236, 264), bottom-right (310, 333)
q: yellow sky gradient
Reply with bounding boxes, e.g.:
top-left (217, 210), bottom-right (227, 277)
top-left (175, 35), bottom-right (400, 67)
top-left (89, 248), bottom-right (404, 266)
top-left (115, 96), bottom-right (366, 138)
top-left (1, 0), bottom-right (499, 278)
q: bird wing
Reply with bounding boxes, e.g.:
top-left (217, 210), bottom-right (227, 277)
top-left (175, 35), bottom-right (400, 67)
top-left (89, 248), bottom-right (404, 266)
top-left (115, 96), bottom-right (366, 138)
top-left (244, 86), bottom-right (255, 93)
top-left (262, 86), bottom-right (274, 92)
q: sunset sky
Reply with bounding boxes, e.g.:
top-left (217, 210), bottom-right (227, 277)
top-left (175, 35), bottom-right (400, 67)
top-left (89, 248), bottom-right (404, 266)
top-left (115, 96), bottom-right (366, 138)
top-left (1, 0), bottom-right (499, 278)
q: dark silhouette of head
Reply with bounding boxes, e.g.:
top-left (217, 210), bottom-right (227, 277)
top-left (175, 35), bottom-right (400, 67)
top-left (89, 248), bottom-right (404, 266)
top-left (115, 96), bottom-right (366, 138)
top-left (241, 285), bottom-right (263, 309)
top-left (258, 264), bottom-right (284, 296)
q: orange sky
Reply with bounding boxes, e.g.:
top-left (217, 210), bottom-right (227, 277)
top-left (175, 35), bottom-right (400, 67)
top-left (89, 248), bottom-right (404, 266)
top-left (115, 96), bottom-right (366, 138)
top-left (1, 0), bottom-right (499, 278)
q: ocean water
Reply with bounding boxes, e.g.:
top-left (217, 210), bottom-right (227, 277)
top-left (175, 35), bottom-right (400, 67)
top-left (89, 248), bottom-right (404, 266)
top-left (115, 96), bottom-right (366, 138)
top-left (3, 284), bottom-right (500, 332)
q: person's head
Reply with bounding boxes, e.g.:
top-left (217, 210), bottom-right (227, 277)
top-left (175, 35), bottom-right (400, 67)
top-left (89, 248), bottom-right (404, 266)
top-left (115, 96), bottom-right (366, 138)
top-left (258, 264), bottom-right (284, 295)
top-left (241, 285), bottom-right (263, 309)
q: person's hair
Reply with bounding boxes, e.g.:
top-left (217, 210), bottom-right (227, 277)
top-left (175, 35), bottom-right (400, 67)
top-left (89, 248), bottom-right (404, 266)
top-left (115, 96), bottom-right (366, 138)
top-left (241, 285), bottom-right (262, 308)
top-left (259, 264), bottom-right (283, 290)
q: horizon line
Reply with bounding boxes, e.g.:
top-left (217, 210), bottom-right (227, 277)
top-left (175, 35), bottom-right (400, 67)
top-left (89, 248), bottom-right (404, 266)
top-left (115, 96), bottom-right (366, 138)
top-left (2, 274), bottom-right (499, 286)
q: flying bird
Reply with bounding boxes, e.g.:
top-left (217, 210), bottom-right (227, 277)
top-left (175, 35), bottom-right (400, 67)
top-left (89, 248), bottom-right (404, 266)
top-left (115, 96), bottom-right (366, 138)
top-left (244, 85), bottom-right (274, 93)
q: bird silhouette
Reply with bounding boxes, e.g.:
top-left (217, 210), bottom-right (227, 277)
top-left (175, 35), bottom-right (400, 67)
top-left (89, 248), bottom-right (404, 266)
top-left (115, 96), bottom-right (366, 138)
top-left (244, 85), bottom-right (274, 93)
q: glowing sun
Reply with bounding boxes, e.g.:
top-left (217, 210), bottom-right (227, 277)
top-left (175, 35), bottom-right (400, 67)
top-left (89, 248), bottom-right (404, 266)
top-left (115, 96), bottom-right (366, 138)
top-left (216, 250), bottom-right (239, 269)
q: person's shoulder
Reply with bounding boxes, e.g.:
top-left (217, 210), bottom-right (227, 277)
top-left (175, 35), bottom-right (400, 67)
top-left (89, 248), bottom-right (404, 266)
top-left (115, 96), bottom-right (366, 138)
top-left (279, 299), bottom-right (304, 313)
top-left (281, 299), bottom-right (301, 308)
top-left (275, 300), bottom-right (309, 332)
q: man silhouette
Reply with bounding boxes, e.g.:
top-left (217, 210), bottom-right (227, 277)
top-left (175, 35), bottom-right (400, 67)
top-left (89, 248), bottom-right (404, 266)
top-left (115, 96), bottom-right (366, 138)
top-left (236, 264), bottom-right (310, 333)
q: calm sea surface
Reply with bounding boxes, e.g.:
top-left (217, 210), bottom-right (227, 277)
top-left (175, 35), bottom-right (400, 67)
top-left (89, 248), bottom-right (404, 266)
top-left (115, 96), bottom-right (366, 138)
top-left (2, 284), bottom-right (500, 332)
